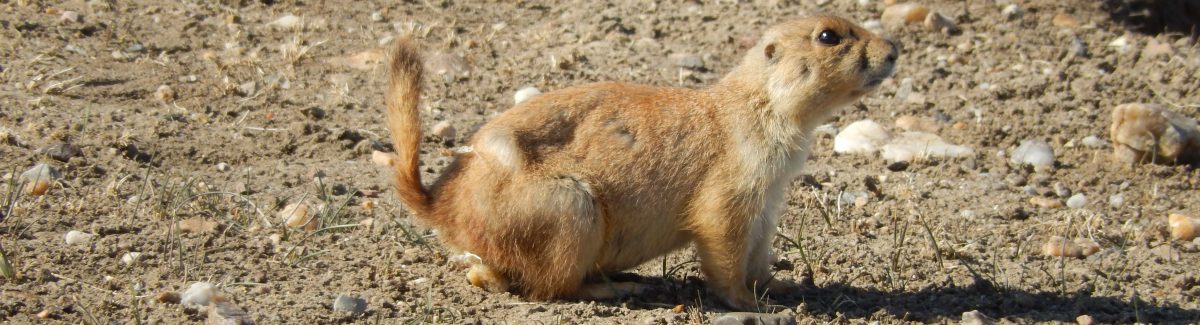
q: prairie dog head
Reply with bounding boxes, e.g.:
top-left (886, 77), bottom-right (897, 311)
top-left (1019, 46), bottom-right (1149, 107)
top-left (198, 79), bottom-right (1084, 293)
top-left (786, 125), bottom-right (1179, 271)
top-left (735, 16), bottom-right (898, 123)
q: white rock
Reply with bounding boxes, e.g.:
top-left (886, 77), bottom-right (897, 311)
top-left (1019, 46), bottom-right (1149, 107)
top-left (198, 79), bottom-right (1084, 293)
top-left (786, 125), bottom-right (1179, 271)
top-left (1066, 193), bottom-right (1087, 209)
top-left (21, 163), bottom-right (61, 183)
top-left (880, 132), bottom-right (973, 163)
top-left (1010, 139), bottom-right (1055, 168)
top-left (1001, 4), bottom-right (1022, 20)
top-left (268, 14), bottom-right (302, 30)
top-left (64, 231), bottom-right (94, 245)
top-left (1081, 135), bottom-right (1108, 148)
top-left (333, 295), bottom-right (367, 314)
top-left (1110, 103), bottom-right (1200, 164)
top-left (216, 162), bottom-right (231, 172)
top-left (181, 282), bottom-right (215, 307)
top-left (1108, 194), bottom-right (1124, 208)
top-left (121, 252), bottom-right (143, 265)
top-left (513, 86), bottom-right (541, 105)
top-left (1108, 36), bottom-right (1130, 52)
top-left (834, 120), bottom-right (891, 154)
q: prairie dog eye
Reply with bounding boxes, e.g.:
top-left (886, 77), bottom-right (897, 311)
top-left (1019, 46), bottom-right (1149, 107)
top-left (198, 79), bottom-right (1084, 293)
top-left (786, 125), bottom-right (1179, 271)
top-left (817, 30), bottom-right (841, 46)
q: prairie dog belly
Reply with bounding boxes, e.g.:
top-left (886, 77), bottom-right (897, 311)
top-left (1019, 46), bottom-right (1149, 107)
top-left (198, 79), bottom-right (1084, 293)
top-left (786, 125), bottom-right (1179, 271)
top-left (595, 207), bottom-right (693, 271)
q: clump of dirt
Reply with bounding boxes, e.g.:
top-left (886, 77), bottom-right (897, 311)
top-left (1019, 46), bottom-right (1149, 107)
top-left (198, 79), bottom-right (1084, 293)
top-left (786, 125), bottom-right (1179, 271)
top-left (1, 0), bottom-right (1198, 323)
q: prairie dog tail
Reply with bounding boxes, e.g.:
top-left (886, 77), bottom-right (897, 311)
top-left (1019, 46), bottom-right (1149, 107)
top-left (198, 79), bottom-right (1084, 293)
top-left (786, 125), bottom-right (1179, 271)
top-left (385, 37), bottom-right (431, 217)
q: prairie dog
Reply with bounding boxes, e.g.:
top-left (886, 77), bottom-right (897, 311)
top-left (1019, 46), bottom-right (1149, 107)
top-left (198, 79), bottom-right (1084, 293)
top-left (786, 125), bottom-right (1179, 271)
top-left (384, 16), bottom-right (897, 310)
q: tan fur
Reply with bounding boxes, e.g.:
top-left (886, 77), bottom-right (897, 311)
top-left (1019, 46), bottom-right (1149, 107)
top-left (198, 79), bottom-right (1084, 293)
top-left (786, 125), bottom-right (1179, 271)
top-left (384, 16), bottom-right (897, 310)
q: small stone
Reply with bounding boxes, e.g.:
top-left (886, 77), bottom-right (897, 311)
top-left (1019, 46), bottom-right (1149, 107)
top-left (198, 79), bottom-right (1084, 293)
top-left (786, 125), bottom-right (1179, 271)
top-left (1010, 139), bottom-right (1055, 169)
top-left (1076, 315), bottom-right (1095, 325)
top-left (1110, 103), bottom-right (1200, 164)
top-left (432, 120), bottom-right (456, 140)
top-left (36, 309), bottom-right (50, 319)
top-left (268, 14), bottom-right (303, 30)
top-left (961, 310), bottom-right (996, 325)
top-left (1001, 4), bottom-right (1022, 20)
top-left (881, 3), bottom-right (930, 28)
top-left (41, 142), bottom-right (81, 162)
top-left (924, 12), bottom-right (958, 34)
top-left (181, 282), bottom-right (215, 307)
top-left (1071, 37), bottom-right (1089, 57)
top-left (1108, 36), bottom-right (1130, 52)
top-left (834, 120), bottom-right (891, 154)
top-left (1043, 236), bottom-right (1101, 258)
top-left (21, 163), bottom-right (61, 183)
top-left (177, 218), bottom-right (218, 234)
top-left (121, 252), bottom-right (143, 265)
top-left (895, 115), bottom-right (940, 133)
top-left (1080, 135), bottom-right (1107, 148)
top-left (59, 10), bottom-right (81, 23)
top-left (370, 11), bottom-right (384, 22)
top-left (1030, 197), bottom-right (1063, 209)
top-left (155, 85), bottom-right (175, 102)
top-left (209, 298), bottom-right (254, 325)
top-left (1052, 13), bottom-right (1079, 28)
top-left (1066, 194), bottom-right (1087, 209)
top-left (1108, 194), bottom-right (1124, 208)
top-left (886, 161), bottom-right (909, 172)
top-left (216, 162), bottom-right (231, 172)
top-left (333, 295), bottom-right (367, 314)
top-left (371, 150), bottom-right (396, 166)
top-left (881, 132), bottom-right (973, 163)
top-left (237, 81), bottom-right (257, 97)
top-left (281, 203), bottom-right (317, 231)
top-left (126, 43), bottom-right (146, 53)
top-left (157, 291), bottom-right (181, 304)
top-left (668, 53), bottom-right (704, 69)
top-left (513, 86), bottom-right (541, 105)
top-left (64, 231), bottom-right (94, 245)
top-left (1169, 213), bottom-right (1198, 241)
top-left (713, 312), bottom-right (796, 325)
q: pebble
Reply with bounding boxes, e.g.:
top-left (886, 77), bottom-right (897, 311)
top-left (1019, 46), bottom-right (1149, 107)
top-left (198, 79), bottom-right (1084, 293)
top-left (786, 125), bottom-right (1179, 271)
top-left (36, 309), bottom-right (50, 319)
top-left (1066, 194), bottom-right (1087, 209)
top-left (216, 162), bottom-right (231, 172)
top-left (513, 86), bottom-right (541, 105)
top-left (370, 11), bottom-right (384, 22)
top-left (1076, 315), bottom-right (1095, 325)
top-left (1169, 213), bottom-right (1197, 241)
top-left (181, 282), bottom-right (215, 307)
top-left (1043, 236), bottom-right (1100, 258)
top-left (1107, 36), bottom-right (1130, 52)
top-left (886, 161), bottom-right (909, 172)
top-left (668, 53), bottom-right (704, 69)
top-left (237, 81), bottom-right (257, 97)
top-left (333, 295), bottom-right (367, 314)
top-left (895, 115), bottom-right (940, 133)
top-left (924, 12), bottom-right (958, 34)
top-left (177, 217), bottom-right (218, 234)
top-left (41, 142), bottom-right (81, 162)
top-left (155, 85), bottom-right (175, 102)
top-left (60, 10), bottom-right (81, 23)
top-left (432, 120), bottom-right (457, 140)
top-left (1051, 13), bottom-right (1079, 28)
top-left (281, 203), bottom-right (317, 231)
top-left (371, 150), bottom-right (396, 166)
top-left (1080, 135), bottom-right (1107, 148)
top-left (1110, 103), bottom-right (1200, 164)
top-left (1029, 197), bottom-right (1063, 209)
top-left (712, 312), bottom-right (796, 325)
top-left (1001, 4), bottom-right (1022, 20)
top-left (121, 252), bottom-right (143, 265)
top-left (268, 14), bottom-right (303, 30)
top-left (126, 43), bottom-right (146, 53)
top-left (64, 231), bottom-right (94, 245)
top-left (21, 163), bottom-right (61, 183)
top-left (961, 310), bottom-right (996, 325)
top-left (881, 3), bottom-right (930, 28)
top-left (834, 120), bottom-right (890, 154)
top-left (880, 132), bottom-right (973, 163)
top-left (157, 291), bottom-right (182, 304)
top-left (1107, 194), bottom-right (1124, 208)
top-left (1010, 139), bottom-right (1055, 168)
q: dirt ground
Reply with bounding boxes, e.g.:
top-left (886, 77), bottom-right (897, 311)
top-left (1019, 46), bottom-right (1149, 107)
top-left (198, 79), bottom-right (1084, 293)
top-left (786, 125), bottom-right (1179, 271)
top-left (2, 0), bottom-right (1199, 323)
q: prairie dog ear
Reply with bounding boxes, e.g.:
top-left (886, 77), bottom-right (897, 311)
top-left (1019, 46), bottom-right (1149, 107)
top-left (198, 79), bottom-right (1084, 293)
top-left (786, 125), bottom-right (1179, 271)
top-left (764, 43), bottom-right (778, 64)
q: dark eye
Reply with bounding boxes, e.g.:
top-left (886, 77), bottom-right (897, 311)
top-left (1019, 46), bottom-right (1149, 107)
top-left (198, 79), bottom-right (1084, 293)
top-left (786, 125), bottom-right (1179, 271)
top-left (817, 30), bottom-right (841, 45)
